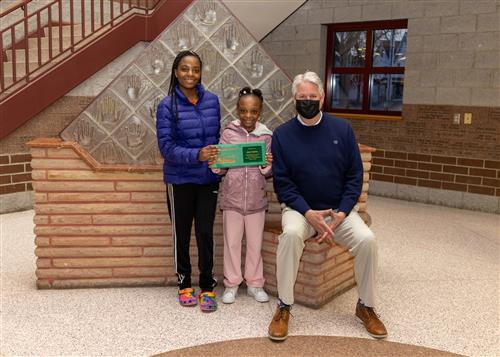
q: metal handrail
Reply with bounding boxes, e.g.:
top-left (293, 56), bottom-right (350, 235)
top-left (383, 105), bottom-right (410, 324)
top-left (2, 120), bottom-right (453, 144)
top-left (0, 0), bottom-right (160, 97)
top-left (0, 0), bottom-right (31, 18)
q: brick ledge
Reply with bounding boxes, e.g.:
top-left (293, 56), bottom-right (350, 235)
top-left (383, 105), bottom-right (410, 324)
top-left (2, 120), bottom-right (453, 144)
top-left (27, 138), bottom-right (161, 173)
top-left (27, 138), bottom-right (376, 172)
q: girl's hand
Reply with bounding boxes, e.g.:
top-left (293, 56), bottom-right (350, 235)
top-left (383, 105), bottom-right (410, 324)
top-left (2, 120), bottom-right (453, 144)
top-left (199, 145), bottom-right (219, 162)
top-left (208, 151), bottom-right (219, 166)
top-left (265, 152), bottom-right (273, 165)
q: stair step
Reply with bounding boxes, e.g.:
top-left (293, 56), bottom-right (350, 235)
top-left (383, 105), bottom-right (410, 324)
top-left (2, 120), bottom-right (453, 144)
top-left (28, 36), bottom-right (82, 49)
top-left (44, 25), bottom-right (85, 38)
top-left (1, 76), bottom-right (15, 87)
top-left (2, 61), bottom-right (41, 76)
top-left (0, 20), bottom-right (113, 95)
top-left (1, 54), bottom-right (68, 86)
top-left (5, 48), bottom-right (62, 62)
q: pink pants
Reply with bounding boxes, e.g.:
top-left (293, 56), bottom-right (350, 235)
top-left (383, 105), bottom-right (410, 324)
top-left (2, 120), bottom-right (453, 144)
top-left (223, 210), bottom-right (266, 288)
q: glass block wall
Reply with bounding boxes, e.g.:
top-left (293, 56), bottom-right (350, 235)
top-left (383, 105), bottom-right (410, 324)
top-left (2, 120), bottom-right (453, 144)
top-left (60, 0), bottom-right (295, 166)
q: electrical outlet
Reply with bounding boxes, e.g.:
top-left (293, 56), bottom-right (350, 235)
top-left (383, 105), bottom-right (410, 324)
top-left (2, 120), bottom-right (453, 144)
top-left (464, 113), bottom-right (472, 124)
top-left (453, 113), bottom-right (460, 125)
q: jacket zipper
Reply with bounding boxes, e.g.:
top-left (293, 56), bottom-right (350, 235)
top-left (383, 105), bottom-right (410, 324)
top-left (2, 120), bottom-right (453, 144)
top-left (244, 132), bottom-right (249, 214)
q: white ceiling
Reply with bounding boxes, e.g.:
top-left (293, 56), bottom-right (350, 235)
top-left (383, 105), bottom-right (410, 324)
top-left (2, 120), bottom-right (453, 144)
top-left (222, 0), bottom-right (306, 41)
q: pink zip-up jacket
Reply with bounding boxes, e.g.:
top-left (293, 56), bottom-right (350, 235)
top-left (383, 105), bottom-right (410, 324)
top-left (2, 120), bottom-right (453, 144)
top-left (212, 120), bottom-right (273, 215)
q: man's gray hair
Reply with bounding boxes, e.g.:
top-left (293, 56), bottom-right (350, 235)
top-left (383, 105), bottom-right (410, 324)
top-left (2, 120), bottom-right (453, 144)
top-left (292, 71), bottom-right (324, 98)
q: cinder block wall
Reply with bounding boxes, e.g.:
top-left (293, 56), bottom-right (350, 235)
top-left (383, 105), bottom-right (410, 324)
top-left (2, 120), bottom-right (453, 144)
top-left (261, 0), bottom-right (500, 213)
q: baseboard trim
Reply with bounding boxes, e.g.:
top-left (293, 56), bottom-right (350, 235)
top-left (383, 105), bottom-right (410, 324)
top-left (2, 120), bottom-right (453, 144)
top-left (369, 180), bottom-right (500, 214)
top-left (0, 191), bottom-right (33, 214)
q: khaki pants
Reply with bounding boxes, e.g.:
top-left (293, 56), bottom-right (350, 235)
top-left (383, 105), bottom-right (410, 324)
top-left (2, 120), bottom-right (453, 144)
top-left (276, 207), bottom-right (378, 307)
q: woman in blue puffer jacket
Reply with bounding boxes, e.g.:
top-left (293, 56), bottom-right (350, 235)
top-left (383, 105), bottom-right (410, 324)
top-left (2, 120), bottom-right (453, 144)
top-left (156, 50), bottom-right (221, 312)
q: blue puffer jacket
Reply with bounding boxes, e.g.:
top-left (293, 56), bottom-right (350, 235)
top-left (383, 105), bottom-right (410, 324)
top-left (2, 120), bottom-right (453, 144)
top-left (156, 84), bottom-right (221, 185)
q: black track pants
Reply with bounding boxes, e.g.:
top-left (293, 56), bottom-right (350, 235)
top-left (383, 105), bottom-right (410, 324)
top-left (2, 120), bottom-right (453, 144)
top-left (166, 182), bottom-right (219, 291)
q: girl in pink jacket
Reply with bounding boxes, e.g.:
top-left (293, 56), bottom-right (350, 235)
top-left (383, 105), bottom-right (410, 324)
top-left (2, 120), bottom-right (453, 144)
top-left (212, 87), bottom-right (273, 304)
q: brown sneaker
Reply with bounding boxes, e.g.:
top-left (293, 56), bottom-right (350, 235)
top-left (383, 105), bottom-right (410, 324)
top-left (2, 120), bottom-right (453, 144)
top-left (268, 304), bottom-right (291, 341)
top-left (356, 301), bottom-right (388, 339)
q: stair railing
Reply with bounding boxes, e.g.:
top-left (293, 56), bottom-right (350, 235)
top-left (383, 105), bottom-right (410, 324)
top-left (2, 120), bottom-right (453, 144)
top-left (0, 0), bottom-right (161, 98)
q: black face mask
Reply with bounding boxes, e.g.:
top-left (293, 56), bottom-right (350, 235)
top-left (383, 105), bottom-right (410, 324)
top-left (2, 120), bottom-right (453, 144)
top-left (295, 100), bottom-right (320, 119)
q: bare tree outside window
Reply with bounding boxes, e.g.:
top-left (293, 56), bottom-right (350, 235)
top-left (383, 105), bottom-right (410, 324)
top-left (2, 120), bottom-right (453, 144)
top-left (325, 20), bottom-right (407, 116)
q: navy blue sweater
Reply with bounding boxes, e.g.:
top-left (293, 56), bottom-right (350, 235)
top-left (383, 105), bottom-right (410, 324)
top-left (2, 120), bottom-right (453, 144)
top-left (271, 113), bottom-right (363, 215)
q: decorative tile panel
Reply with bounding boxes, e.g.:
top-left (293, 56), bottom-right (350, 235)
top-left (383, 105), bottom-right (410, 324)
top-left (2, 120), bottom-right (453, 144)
top-left (61, 0), bottom-right (293, 166)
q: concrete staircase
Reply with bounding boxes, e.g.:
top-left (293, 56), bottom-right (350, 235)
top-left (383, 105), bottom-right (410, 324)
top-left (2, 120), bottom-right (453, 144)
top-left (1, 22), bottom-right (112, 93)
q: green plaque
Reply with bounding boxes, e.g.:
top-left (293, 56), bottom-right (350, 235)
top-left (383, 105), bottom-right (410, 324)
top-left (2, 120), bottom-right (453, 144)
top-left (211, 141), bottom-right (266, 168)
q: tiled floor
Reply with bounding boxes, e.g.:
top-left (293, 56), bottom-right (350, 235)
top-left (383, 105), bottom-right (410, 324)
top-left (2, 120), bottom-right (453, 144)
top-left (1, 196), bottom-right (499, 356)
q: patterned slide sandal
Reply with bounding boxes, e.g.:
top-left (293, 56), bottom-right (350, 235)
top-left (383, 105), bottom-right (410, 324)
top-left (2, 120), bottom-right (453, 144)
top-left (178, 288), bottom-right (197, 307)
top-left (199, 291), bottom-right (217, 312)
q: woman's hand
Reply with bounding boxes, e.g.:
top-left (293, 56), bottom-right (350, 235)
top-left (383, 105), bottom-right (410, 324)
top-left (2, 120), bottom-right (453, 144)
top-left (199, 145), bottom-right (219, 163)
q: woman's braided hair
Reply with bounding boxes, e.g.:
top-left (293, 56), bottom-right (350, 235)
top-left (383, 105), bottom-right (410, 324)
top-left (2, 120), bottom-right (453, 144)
top-left (167, 50), bottom-right (203, 124)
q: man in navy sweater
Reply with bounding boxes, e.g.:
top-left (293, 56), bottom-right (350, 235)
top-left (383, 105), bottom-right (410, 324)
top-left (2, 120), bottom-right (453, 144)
top-left (267, 71), bottom-right (387, 341)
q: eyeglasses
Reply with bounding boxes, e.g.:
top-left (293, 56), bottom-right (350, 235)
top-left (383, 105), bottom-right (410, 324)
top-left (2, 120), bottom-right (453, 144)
top-left (239, 87), bottom-right (263, 99)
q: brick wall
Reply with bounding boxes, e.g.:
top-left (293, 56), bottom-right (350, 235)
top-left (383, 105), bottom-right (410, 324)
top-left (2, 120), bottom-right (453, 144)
top-left (348, 103), bottom-right (500, 199)
top-left (28, 138), bottom-right (373, 307)
top-left (371, 149), bottom-right (500, 197)
top-left (0, 153), bottom-right (33, 195)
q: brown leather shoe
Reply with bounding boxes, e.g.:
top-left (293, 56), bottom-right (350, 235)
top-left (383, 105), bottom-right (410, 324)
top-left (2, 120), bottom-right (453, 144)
top-left (356, 302), bottom-right (388, 339)
top-left (268, 305), bottom-right (290, 341)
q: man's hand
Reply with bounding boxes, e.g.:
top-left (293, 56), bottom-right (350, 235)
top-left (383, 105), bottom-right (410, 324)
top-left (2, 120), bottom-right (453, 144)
top-left (304, 209), bottom-right (335, 246)
top-left (328, 211), bottom-right (346, 233)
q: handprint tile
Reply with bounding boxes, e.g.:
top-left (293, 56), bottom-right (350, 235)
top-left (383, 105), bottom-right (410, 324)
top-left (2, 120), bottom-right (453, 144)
top-left (185, 0), bottom-right (230, 36)
top-left (111, 66), bottom-right (155, 109)
top-left (60, 113), bottom-right (107, 152)
top-left (278, 100), bottom-right (297, 122)
top-left (135, 42), bottom-right (175, 86)
top-left (234, 44), bottom-right (276, 86)
top-left (115, 114), bottom-right (155, 157)
top-left (159, 16), bottom-right (204, 54)
top-left (196, 41), bottom-right (229, 86)
top-left (86, 90), bottom-right (132, 133)
top-left (208, 67), bottom-right (249, 111)
top-left (136, 90), bottom-right (164, 130)
top-left (136, 144), bottom-right (164, 166)
top-left (210, 18), bottom-right (254, 62)
top-left (260, 71), bottom-right (292, 112)
top-left (91, 139), bottom-right (132, 165)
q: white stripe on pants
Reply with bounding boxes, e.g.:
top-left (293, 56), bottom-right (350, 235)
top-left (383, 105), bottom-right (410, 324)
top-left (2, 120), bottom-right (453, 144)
top-left (276, 207), bottom-right (378, 307)
top-left (223, 210), bottom-right (266, 288)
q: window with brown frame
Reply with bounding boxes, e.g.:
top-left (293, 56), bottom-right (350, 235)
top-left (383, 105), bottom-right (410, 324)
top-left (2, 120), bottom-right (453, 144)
top-left (325, 20), bottom-right (408, 117)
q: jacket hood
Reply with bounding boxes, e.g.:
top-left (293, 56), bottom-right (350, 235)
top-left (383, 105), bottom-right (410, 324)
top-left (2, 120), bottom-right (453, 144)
top-left (228, 120), bottom-right (273, 137)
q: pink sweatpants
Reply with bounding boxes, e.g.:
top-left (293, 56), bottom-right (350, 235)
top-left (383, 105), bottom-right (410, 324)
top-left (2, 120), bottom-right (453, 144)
top-left (223, 210), bottom-right (266, 288)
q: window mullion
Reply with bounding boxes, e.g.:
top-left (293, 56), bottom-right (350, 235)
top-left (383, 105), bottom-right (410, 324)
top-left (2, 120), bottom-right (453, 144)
top-left (363, 29), bottom-right (373, 112)
top-left (325, 27), bottom-right (335, 112)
